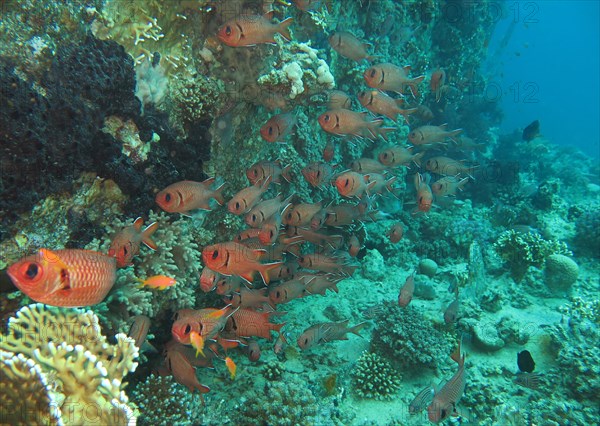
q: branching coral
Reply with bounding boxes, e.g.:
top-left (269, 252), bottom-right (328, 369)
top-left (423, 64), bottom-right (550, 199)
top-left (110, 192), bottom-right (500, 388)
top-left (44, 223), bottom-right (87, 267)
top-left (129, 374), bottom-right (205, 426)
top-left (371, 302), bottom-right (453, 370)
top-left (352, 351), bottom-right (401, 400)
top-left (494, 230), bottom-right (572, 281)
top-left (0, 304), bottom-right (138, 425)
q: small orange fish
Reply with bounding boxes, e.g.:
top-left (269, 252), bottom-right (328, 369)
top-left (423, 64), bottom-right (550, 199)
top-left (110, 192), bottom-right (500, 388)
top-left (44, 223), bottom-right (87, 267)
top-left (246, 160), bottom-right (291, 185)
top-left (414, 173), bottom-right (433, 214)
top-left (328, 31), bottom-right (375, 62)
top-left (334, 171), bottom-right (375, 198)
top-left (398, 271), bottom-right (415, 307)
top-left (260, 113), bottom-right (297, 143)
top-left (430, 68), bottom-right (446, 102)
top-left (136, 274), bottom-right (176, 290)
top-left (156, 178), bottom-right (225, 214)
top-left (228, 176), bottom-right (272, 215)
top-left (327, 90), bottom-right (352, 110)
top-left (322, 139), bottom-right (335, 162)
top-left (7, 248), bottom-right (117, 307)
top-left (225, 356), bottom-right (237, 380)
top-left (217, 12), bottom-right (293, 47)
top-left (387, 223), bottom-right (404, 243)
top-left (318, 110), bottom-right (395, 141)
top-left (108, 217), bottom-right (158, 268)
top-left (190, 330), bottom-right (206, 357)
top-left (357, 90), bottom-right (418, 123)
top-left (364, 63), bottom-right (425, 98)
top-left (408, 125), bottom-right (463, 147)
top-left (202, 241), bottom-right (282, 284)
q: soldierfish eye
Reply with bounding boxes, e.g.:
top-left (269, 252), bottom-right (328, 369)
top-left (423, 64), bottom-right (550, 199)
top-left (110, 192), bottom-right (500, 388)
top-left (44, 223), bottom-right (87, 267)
top-left (184, 324), bottom-right (191, 334)
top-left (344, 179), bottom-right (350, 187)
top-left (268, 126), bottom-right (273, 135)
top-left (252, 214), bottom-right (257, 222)
top-left (235, 202), bottom-right (240, 210)
top-left (122, 246), bottom-right (128, 255)
top-left (212, 250), bottom-right (219, 259)
top-left (324, 114), bottom-right (330, 122)
top-left (25, 263), bottom-right (39, 279)
top-left (225, 26), bottom-right (232, 36)
top-left (165, 193), bottom-right (171, 202)
top-left (370, 69), bottom-right (376, 78)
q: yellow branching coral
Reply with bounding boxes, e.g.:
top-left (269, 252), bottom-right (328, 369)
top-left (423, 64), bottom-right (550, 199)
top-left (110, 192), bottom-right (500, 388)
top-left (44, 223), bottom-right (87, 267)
top-left (0, 304), bottom-right (138, 426)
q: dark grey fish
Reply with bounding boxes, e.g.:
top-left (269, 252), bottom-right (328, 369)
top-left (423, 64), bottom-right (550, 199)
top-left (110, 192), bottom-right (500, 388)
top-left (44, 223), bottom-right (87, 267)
top-left (522, 120), bottom-right (540, 141)
top-left (409, 385), bottom-right (434, 415)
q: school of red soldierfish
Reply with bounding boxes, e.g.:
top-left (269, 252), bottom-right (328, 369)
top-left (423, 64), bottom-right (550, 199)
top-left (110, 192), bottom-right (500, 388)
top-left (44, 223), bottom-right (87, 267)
top-left (7, 7), bottom-right (481, 422)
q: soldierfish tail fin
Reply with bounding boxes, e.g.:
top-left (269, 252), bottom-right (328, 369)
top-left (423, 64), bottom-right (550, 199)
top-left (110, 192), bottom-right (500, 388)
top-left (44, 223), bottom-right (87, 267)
top-left (212, 182), bottom-right (226, 206)
top-left (281, 164), bottom-right (293, 183)
top-left (451, 335), bottom-right (466, 366)
top-left (457, 177), bottom-right (469, 191)
top-left (142, 221), bottom-right (159, 250)
top-left (277, 17), bottom-right (293, 41)
top-left (408, 75), bottom-right (425, 99)
top-left (448, 128), bottom-right (464, 143)
top-left (349, 321), bottom-right (368, 337)
top-left (258, 261), bottom-right (284, 285)
top-left (411, 152), bottom-right (425, 168)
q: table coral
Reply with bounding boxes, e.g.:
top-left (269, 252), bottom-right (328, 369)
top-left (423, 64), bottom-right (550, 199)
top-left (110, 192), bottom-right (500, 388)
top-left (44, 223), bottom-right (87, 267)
top-left (0, 304), bottom-right (138, 425)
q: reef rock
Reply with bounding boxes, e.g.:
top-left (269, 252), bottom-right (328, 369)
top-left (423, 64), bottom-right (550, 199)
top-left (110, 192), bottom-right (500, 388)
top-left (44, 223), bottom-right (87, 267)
top-left (544, 254), bottom-right (579, 294)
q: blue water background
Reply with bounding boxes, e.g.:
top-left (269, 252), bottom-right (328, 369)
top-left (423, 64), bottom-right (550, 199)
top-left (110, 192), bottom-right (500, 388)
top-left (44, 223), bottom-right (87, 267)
top-left (484, 0), bottom-right (599, 158)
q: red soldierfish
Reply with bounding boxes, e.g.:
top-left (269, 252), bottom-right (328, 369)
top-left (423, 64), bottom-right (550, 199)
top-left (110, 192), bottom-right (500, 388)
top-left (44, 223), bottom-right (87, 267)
top-left (427, 341), bottom-right (466, 423)
top-left (297, 320), bottom-right (366, 350)
top-left (334, 171), bottom-right (375, 199)
top-left (327, 90), bottom-right (352, 110)
top-left (328, 31), bottom-right (375, 62)
top-left (228, 175), bottom-right (272, 215)
top-left (200, 267), bottom-right (221, 292)
top-left (358, 90), bottom-right (418, 124)
top-left (260, 113), bottom-right (297, 143)
top-left (431, 176), bottom-right (469, 197)
top-left (164, 340), bottom-right (211, 394)
top-left (108, 217), bottom-right (158, 267)
top-left (224, 308), bottom-right (285, 340)
top-left (246, 160), bottom-right (291, 185)
top-left (349, 157), bottom-right (389, 174)
top-left (387, 223), bottom-right (404, 243)
top-left (378, 146), bottom-right (424, 168)
top-left (301, 162), bottom-right (337, 189)
top-left (363, 63), bottom-right (425, 98)
top-left (7, 248), bottom-right (117, 307)
top-left (425, 156), bottom-right (477, 178)
top-left (430, 68), bottom-right (446, 102)
top-left (414, 173), bottom-right (433, 214)
top-left (156, 178), bottom-right (225, 214)
top-left (318, 110), bottom-right (395, 141)
top-left (408, 125), bottom-right (463, 147)
top-left (217, 12), bottom-right (293, 47)
top-left (398, 271), bottom-right (415, 307)
top-left (202, 241), bottom-right (282, 284)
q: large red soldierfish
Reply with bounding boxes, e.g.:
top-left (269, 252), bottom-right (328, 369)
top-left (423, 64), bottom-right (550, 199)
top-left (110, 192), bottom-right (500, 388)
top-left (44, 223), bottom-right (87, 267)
top-left (108, 217), bottom-right (158, 268)
top-left (318, 109), bottom-right (395, 141)
top-left (427, 341), bottom-right (467, 423)
top-left (228, 176), bottom-right (272, 215)
top-left (297, 320), bottom-right (366, 350)
top-left (7, 248), bottom-right (117, 307)
top-left (156, 178), bottom-right (225, 215)
top-left (408, 125), bottom-right (463, 147)
top-left (328, 31), bottom-right (375, 62)
top-left (217, 11), bottom-right (293, 47)
top-left (358, 90), bottom-right (418, 124)
top-left (363, 63), bottom-right (425, 98)
top-left (260, 113), bottom-right (297, 143)
top-left (414, 172), bottom-right (433, 214)
top-left (202, 241), bottom-right (282, 284)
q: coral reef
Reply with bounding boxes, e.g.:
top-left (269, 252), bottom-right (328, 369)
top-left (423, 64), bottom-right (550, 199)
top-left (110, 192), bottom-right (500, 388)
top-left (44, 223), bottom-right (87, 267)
top-left (573, 208), bottom-right (600, 257)
top-left (352, 351), bottom-right (401, 400)
top-left (370, 302), bottom-right (453, 370)
top-left (543, 254), bottom-right (579, 294)
top-left (494, 230), bottom-right (572, 281)
top-left (0, 304), bottom-right (138, 425)
top-left (129, 374), bottom-right (205, 426)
